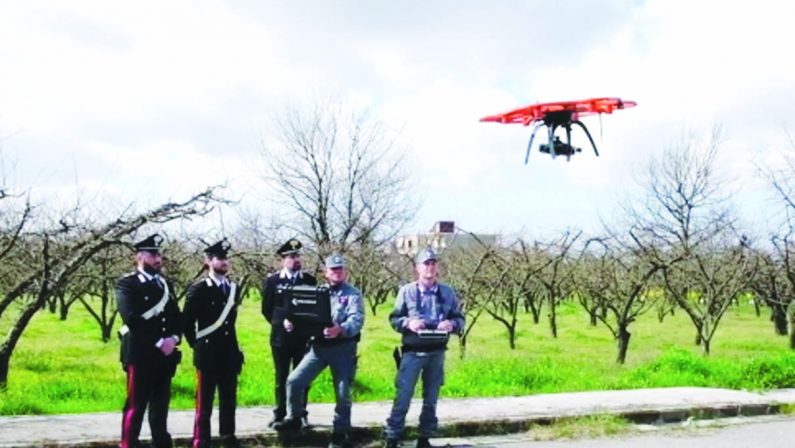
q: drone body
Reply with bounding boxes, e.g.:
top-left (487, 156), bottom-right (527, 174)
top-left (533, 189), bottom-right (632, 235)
top-left (480, 97), bottom-right (636, 163)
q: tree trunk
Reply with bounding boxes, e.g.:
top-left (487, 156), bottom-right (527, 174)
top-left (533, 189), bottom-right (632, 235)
top-left (694, 332), bottom-right (702, 346)
top-left (0, 351), bottom-right (9, 388)
top-left (754, 299), bottom-right (761, 317)
top-left (0, 291), bottom-right (47, 386)
top-left (548, 305), bottom-right (558, 338)
top-left (529, 303), bottom-right (540, 324)
top-left (589, 310), bottom-right (598, 326)
top-left (616, 325), bottom-right (631, 364)
top-left (101, 325), bottom-right (113, 343)
top-left (508, 326), bottom-right (516, 350)
top-left (59, 302), bottom-right (70, 321)
top-left (789, 303), bottom-right (795, 349)
top-left (702, 337), bottom-right (711, 355)
top-left (458, 335), bottom-right (468, 359)
top-left (772, 305), bottom-right (788, 336)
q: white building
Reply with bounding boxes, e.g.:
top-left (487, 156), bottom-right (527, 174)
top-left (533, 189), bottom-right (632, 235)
top-left (395, 221), bottom-right (498, 256)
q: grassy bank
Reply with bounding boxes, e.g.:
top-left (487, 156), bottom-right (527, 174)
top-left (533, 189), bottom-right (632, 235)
top-left (2, 295), bottom-right (795, 415)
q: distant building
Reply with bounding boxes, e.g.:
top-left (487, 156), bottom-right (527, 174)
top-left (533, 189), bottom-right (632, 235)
top-left (395, 221), bottom-right (499, 256)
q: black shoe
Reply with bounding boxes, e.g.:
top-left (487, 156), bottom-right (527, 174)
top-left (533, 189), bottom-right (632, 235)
top-left (301, 415), bottom-right (311, 430)
top-left (416, 437), bottom-right (433, 448)
top-left (328, 432), bottom-right (350, 448)
top-left (384, 438), bottom-right (400, 448)
top-left (272, 417), bottom-right (302, 432)
top-left (219, 435), bottom-right (241, 448)
top-left (267, 415), bottom-right (283, 429)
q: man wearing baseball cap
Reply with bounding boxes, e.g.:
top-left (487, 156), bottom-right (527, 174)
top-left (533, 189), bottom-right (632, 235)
top-left (383, 247), bottom-right (465, 448)
top-left (274, 253), bottom-right (364, 448)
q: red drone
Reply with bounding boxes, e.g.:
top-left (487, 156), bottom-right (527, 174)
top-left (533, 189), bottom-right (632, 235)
top-left (480, 97), bottom-right (637, 163)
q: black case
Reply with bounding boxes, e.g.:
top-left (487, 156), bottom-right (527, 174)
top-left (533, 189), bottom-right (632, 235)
top-left (280, 285), bottom-right (332, 337)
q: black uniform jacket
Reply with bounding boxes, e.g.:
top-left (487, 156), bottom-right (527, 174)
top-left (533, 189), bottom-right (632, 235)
top-left (182, 277), bottom-right (244, 371)
top-left (116, 271), bottom-right (182, 366)
top-left (261, 270), bottom-right (317, 347)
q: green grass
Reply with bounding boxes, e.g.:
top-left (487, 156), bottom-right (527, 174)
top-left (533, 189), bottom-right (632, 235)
top-left (527, 415), bottom-right (632, 440)
top-left (1, 296), bottom-right (794, 415)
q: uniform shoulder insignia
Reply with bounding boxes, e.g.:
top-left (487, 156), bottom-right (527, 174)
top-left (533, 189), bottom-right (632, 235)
top-left (123, 271), bottom-right (137, 278)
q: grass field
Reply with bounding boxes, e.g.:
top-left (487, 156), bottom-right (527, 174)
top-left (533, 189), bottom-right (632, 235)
top-left (2, 294), bottom-right (795, 416)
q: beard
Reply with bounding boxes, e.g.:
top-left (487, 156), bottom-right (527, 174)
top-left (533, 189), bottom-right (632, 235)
top-left (213, 265), bottom-right (229, 276)
top-left (141, 261), bottom-right (162, 274)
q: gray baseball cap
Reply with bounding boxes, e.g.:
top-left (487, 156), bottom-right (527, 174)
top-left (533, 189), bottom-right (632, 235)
top-left (325, 253), bottom-right (347, 269)
top-left (415, 247), bottom-right (438, 264)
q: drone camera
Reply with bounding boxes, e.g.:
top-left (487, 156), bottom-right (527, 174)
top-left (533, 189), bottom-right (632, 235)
top-left (539, 138), bottom-right (580, 156)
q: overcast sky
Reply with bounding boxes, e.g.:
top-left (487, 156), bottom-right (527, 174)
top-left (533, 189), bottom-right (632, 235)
top-left (1, 0), bottom-right (793, 240)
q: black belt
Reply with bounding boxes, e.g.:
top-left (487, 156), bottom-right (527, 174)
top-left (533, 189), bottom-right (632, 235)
top-left (402, 342), bottom-right (447, 353)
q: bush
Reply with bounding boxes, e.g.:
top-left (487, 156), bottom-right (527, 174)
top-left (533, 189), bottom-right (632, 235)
top-left (738, 354), bottom-right (795, 389)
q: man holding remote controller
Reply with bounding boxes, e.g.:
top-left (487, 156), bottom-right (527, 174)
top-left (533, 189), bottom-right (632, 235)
top-left (384, 247), bottom-right (465, 448)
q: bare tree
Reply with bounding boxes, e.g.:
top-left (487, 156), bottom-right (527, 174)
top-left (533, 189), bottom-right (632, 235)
top-left (514, 240), bottom-right (549, 324)
top-left (0, 187), bottom-right (226, 386)
top-left (661, 235), bottom-right (755, 354)
top-left (535, 230), bottom-right (582, 338)
top-left (758, 129), bottom-right (795, 212)
top-left (624, 127), bottom-right (753, 354)
top-left (757, 131), bottom-right (795, 346)
top-left (445, 243), bottom-right (509, 358)
top-left (481, 238), bottom-right (561, 349)
top-left (161, 238), bottom-right (205, 303)
top-left (347, 245), bottom-right (408, 316)
top-left (576, 238), bottom-right (663, 364)
top-left (749, 230), bottom-right (795, 346)
top-left (467, 244), bottom-right (522, 349)
top-left (257, 99), bottom-right (419, 256)
top-left (73, 244), bottom-right (129, 342)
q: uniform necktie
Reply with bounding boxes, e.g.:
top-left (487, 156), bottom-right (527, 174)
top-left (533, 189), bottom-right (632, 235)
top-left (153, 275), bottom-right (164, 289)
top-left (221, 281), bottom-right (230, 296)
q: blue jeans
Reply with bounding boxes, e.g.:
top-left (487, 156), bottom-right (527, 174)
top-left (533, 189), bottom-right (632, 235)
top-left (285, 340), bottom-right (358, 433)
top-left (384, 350), bottom-right (445, 439)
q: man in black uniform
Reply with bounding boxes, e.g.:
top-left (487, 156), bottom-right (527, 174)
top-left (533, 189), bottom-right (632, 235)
top-left (261, 238), bottom-right (316, 428)
top-left (183, 239), bottom-right (244, 448)
top-left (116, 234), bottom-right (182, 448)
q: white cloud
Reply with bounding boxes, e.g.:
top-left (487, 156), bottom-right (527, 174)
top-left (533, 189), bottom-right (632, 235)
top-left (1, 0), bottom-right (793, 237)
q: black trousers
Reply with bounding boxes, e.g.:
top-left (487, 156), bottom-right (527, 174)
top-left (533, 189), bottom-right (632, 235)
top-left (192, 368), bottom-right (238, 448)
top-left (121, 363), bottom-right (174, 448)
top-left (271, 341), bottom-right (310, 420)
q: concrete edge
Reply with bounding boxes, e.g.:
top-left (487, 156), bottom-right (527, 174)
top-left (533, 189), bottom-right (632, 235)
top-left (20, 402), bottom-right (787, 448)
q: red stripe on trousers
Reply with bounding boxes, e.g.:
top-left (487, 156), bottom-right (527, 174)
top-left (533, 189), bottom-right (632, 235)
top-left (192, 370), bottom-right (203, 448)
top-left (121, 365), bottom-right (136, 448)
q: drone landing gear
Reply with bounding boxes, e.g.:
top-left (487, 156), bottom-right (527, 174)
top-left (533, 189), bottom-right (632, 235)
top-left (524, 110), bottom-right (600, 164)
